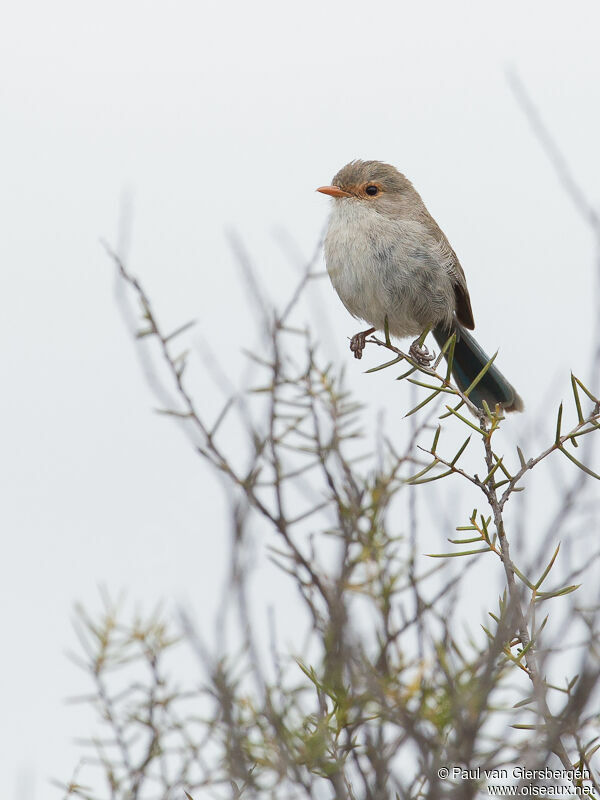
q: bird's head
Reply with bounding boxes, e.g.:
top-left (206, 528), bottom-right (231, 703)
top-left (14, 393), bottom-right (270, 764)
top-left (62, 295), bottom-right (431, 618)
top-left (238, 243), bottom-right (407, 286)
top-left (317, 160), bottom-right (417, 218)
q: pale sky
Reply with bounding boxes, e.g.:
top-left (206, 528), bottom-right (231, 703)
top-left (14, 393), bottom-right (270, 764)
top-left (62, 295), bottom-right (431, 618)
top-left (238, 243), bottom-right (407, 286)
top-left (2, 1), bottom-right (600, 795)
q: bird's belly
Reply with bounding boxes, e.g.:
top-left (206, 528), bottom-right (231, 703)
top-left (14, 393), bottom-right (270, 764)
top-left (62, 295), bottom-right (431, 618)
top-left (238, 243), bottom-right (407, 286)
top-left (324, 217), bottom-right (453, 339)
top-left (329, 258), bottom-right (423, 338)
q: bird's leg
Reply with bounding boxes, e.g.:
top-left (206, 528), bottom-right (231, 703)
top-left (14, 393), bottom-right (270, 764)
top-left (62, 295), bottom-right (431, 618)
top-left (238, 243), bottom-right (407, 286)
top-left (409, 334), bottom-right (435, 367)
top-left (350, 327), bottom-right (376, 359)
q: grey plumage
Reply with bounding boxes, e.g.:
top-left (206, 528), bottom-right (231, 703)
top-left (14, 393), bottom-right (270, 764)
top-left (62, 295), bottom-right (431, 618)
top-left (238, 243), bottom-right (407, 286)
top-left (319, 160), bottom-right (523, 413)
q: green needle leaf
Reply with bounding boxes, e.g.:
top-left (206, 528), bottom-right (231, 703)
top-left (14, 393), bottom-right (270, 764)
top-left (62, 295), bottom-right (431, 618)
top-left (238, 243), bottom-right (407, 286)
top-left (534, 544), bottom-right (561, 590)
top-left (450, 436), bottom-right (471, 466)
top-left (405, 389), bottom-right (442, 418)
top-left (571, 373), bottom-right (584, 424)
top-left (558, 445), bottom-right (600, 479)
top-left (365, 355), bottom-right (403, 373)
top-left (427, 547), bottom-right (491, 558)
top-left (431, 425), bottom-right (441, 453)
top-left (443, 405), bottom-right (482, 434)
top-left (555, 402), bottom-right (563, 444)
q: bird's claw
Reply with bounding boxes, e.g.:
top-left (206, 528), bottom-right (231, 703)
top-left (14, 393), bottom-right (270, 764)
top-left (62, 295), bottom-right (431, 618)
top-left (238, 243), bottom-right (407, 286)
top-left (350, 327), bottom-right (376, 360)
top-left (409, 340), bottom-right (435, 367)
top-left (350, 332), bottom-right (368, 359)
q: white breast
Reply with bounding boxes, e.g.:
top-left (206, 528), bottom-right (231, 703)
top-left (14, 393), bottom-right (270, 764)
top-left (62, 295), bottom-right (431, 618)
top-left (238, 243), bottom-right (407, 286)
top-left (324, 200), bottom-right (455, 339)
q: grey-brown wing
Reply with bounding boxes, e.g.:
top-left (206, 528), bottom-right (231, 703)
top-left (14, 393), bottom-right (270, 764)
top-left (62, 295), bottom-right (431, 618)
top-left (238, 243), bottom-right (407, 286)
top-left (429, 230), bottom-right (475, 330)
top-left (450, 258), bottom-right (475, 330)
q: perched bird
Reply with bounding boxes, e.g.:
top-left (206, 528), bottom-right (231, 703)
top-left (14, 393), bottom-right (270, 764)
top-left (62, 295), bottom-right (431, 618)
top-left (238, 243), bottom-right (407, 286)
top-left (317, 160), bottom-right (523, 413)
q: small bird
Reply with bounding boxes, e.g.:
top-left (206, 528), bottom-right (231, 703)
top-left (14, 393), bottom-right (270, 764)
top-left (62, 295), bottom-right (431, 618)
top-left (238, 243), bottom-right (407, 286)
top-left (317, 160), bottom-right (523, 413)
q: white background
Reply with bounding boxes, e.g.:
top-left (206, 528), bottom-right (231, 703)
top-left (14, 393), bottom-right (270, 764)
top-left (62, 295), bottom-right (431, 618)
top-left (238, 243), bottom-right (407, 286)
top-left (2, 1), bottom-right (600, 795)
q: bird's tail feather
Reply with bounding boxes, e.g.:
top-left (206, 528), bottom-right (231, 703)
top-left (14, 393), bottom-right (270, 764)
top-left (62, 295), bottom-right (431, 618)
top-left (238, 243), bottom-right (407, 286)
top-left (433, 323), bottom-right (523, 413)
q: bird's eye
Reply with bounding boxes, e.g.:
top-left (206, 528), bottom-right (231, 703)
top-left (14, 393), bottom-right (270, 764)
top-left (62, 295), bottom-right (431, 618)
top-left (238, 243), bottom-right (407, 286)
top-left (365, 185), bottom-right (379, 196)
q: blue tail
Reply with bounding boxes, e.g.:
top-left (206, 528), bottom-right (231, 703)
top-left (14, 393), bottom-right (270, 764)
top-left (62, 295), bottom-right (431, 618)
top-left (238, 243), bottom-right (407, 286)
top-left (433, 323), bottom-right (523, 413)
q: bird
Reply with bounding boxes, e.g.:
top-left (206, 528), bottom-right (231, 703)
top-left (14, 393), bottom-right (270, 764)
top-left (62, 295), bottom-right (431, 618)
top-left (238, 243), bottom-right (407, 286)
top-left (317, 160), bottom-right (523, 413)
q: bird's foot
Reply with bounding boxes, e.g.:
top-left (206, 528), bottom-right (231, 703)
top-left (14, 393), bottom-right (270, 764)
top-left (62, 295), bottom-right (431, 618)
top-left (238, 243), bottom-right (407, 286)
top-left (350, 327), bottom-right (376, 359)
top-left (409, 338), bottom-right (435, 367)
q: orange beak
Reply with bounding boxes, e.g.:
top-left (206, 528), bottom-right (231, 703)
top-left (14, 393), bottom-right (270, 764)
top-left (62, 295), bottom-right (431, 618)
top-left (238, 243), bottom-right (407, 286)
top-left (316, 185), bottom-right (352, 198)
